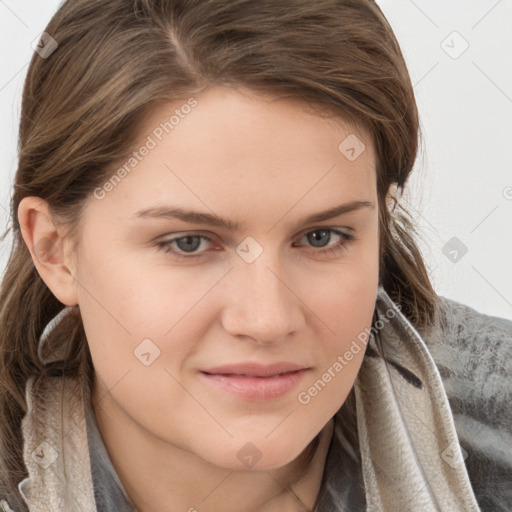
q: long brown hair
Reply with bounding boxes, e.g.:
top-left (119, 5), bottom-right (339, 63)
top-left (0, 0), bottom-right (437, 506)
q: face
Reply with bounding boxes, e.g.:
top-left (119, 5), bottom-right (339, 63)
top-left (73, 86), bottom-right (380, 470)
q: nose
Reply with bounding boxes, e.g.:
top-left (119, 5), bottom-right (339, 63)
top-left (220, 253), bottom-right (306, 345)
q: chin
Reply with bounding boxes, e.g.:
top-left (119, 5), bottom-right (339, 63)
top-left (201, 435), bottom-right (311, 472)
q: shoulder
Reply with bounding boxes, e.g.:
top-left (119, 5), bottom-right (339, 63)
top-left (428, 296), bottom-right (512, 421)
top-left (423, 296), bottom-right (512, 511)
top-left (429, 295), bottom-right (512, 378)
top-left (435, 294), bottom-right (512, 342)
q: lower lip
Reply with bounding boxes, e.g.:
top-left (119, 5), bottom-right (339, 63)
top-left (200, 369), bottom-right (309, 400)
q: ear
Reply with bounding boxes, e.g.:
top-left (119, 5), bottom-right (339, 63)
top-left (17, 196), bottom-right (79, 306)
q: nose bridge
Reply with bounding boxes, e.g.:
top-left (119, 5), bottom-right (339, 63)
top-left (221, 246), bottom-right (304, 343)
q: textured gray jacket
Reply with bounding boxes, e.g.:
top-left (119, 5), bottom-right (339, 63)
top-left (1, 286), bottom-right (511, 511)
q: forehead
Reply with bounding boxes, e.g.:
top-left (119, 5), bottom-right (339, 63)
top-left (88, 86), bottom-right (377, 226)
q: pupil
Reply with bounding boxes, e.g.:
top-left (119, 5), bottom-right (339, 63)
top-left (309, 230), bottom-right (329, 248)
top-left (178, 236), bottom-right (200, 252)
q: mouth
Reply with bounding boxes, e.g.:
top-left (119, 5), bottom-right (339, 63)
top-left (199, 365), bottom-right (310, 400)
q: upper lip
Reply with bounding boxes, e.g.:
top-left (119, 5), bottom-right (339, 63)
top-left (201, 362), bottom-right (309, 377)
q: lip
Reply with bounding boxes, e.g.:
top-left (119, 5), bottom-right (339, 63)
top-left (202, 362), bottom-right (308, 377)
top-left (200, 362), bottom-right (310, 400)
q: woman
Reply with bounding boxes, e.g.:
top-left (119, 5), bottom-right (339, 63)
top-left (0, 0), bottom-right (510, 511)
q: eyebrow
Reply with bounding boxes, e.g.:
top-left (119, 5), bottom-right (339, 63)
top-left (132, 200), bottom-right (375, 232)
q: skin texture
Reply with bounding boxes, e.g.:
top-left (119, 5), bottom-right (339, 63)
top-left (19, 86), bottom-right (380, 512)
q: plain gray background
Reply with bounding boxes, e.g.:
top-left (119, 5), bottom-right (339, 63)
top-left (1, 0), bottom-right (511, 320)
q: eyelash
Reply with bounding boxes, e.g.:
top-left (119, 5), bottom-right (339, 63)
top-left (155, 228), bottom-right (355, 261)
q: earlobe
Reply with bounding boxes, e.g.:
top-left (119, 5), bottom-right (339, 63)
top-left (17, 196), bottom-right (79, 307)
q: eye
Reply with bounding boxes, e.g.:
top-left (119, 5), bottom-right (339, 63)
top-left (155, 228), bottom-right (354, 261)
top-left (293, 228), bottom-right (354, 257)
top-left (155, 234), bottom-right (214, 260)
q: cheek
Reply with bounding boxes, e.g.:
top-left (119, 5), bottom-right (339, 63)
top-left (301, 291), bottom-right (375, 408)
top-left (74, 243), bottom-right (221, 394)
top-left (295, 291), bottom-right (376, 433)
top-left (75, 238), bottom-right (203, 333)
top-left (307, 227), bottom-right (380, 338)
top-left (298, 235), bottom-right (379, 406)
